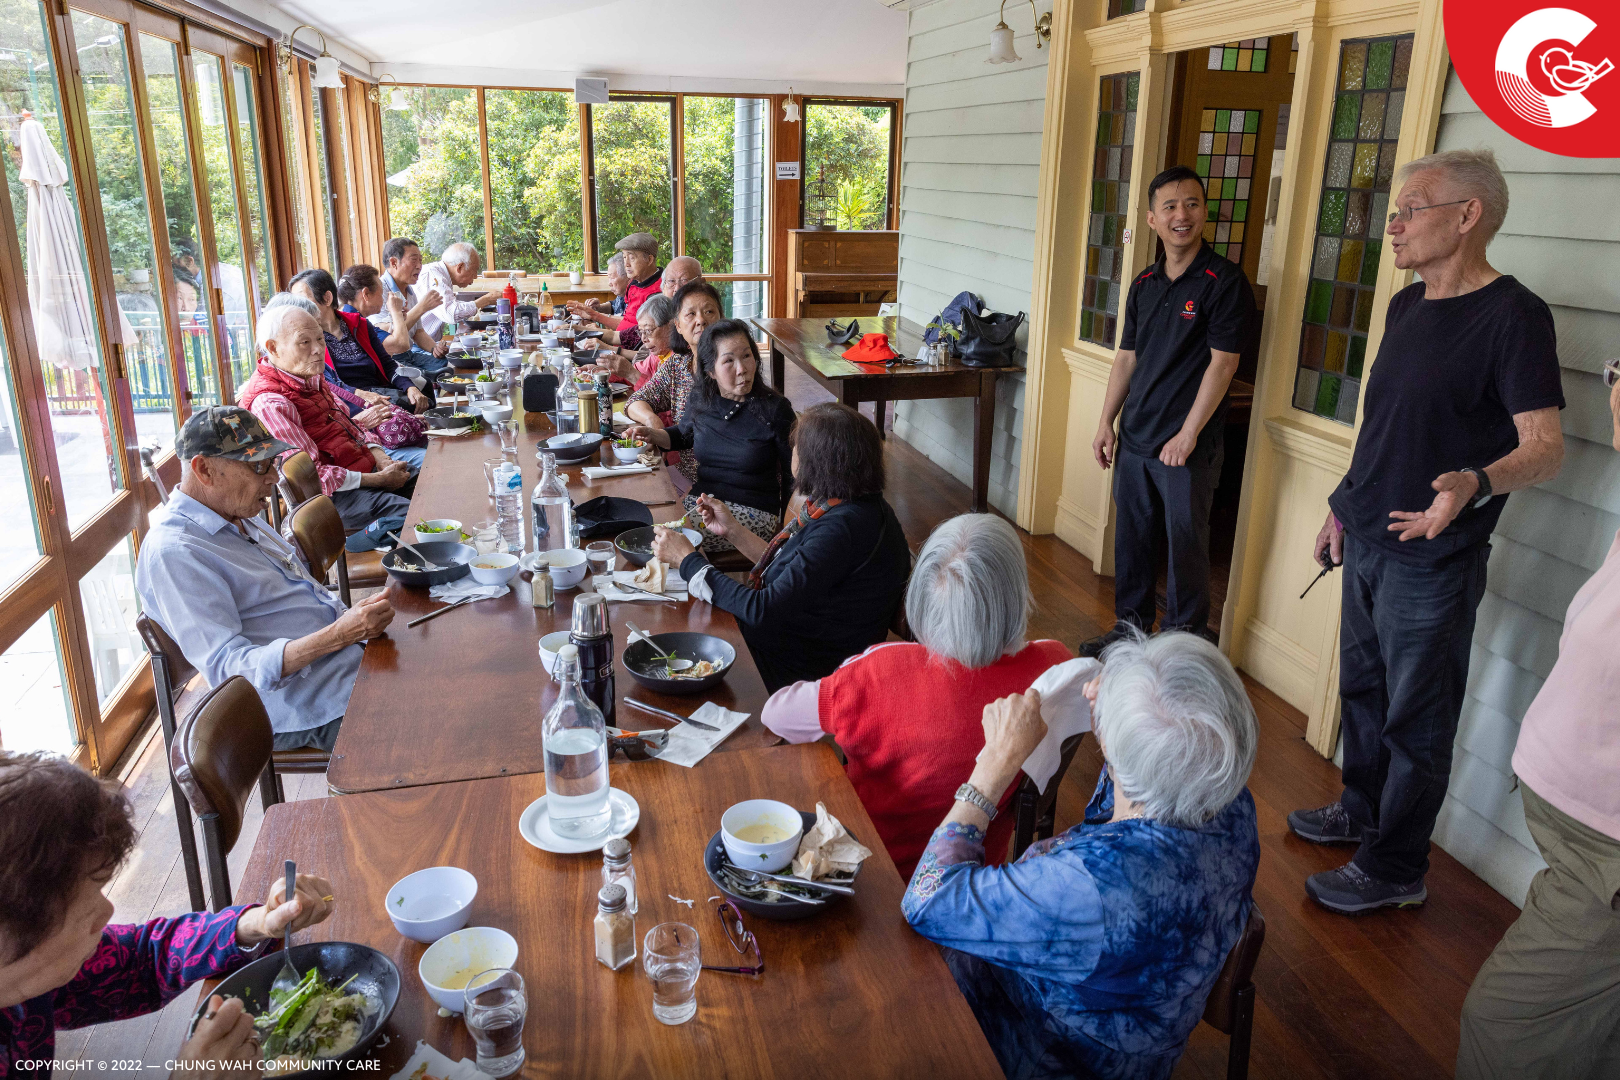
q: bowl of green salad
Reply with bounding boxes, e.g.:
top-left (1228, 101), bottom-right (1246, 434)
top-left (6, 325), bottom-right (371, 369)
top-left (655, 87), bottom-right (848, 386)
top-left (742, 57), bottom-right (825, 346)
top-left (413, 518), bottom-right (464, 546)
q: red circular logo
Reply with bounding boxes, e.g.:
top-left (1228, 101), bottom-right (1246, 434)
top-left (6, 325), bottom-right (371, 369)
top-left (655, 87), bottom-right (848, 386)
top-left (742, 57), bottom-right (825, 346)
top-left (1184, 300), bottom-right (1196, 311)
top-left (1446, 0), bottom-right (1620, 156)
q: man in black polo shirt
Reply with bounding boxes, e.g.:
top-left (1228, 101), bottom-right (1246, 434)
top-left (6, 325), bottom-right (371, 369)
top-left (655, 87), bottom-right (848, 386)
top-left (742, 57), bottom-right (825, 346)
top-left (1288, 149), bottom-right (1565, 914)
top-left (1084, 165), bottom-right (1254, 654)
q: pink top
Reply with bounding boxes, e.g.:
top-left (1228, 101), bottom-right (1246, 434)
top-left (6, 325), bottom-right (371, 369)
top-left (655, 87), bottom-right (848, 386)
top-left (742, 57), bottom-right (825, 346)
top-left (1512, 528), bottom-right (1620, 842)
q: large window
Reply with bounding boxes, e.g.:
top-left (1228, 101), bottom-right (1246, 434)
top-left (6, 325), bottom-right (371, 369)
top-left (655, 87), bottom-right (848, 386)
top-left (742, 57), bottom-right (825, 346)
top-left (801, 100), bottom-right (894, 231)
top-left (485, 89), bottom-right (581, 273)
top-left (381, 86), bottom-right (481, 260)
top-left (684, 96), bottom-right (767, 316)
top-left (589, 97), bottom-right (674, 269)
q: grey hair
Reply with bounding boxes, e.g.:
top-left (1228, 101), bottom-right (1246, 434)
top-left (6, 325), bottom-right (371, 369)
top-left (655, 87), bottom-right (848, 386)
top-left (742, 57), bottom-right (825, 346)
top-left (905, 514), bottom-right (1030, 668)
top-left (255, 294), bottom-right (319, 352)
top-left (442, 241), bottom-right (480, 269)
top-left (607, 251), bottom-right (626, 274)
top-left (637, 293), bottom-right (677, 328)
top-left (1095, 629), bottom-right (1257, 828)
top-left (1396, 147), bottom-right (1510, 244)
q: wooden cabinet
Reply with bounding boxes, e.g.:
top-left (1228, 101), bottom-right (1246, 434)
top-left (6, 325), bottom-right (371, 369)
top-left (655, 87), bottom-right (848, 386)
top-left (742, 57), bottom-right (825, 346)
top-left (786, 229), bottom-right (898, 317)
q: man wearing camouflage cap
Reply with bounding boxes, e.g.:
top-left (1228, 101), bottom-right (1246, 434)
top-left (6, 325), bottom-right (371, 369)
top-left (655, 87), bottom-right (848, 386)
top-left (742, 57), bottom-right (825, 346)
top-left (135, 407), bottom-right (394, 752)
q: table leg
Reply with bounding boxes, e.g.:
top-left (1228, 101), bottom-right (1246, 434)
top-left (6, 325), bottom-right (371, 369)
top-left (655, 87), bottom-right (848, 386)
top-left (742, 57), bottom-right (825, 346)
top-left (771, 346), bottom-right (785, 393)
top-left (873, 399), bottom-right (887, 440)
top-left (971, 374), bottom-right (996, 513)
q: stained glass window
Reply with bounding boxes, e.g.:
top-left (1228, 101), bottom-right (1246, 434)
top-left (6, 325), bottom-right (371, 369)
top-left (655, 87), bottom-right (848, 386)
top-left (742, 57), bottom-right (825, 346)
top-left (1293, 34), bottom-right (1413, 426)
top-left (1080, 72), bottom-right (1138, 347)
top-left (1108, 0), bottom-right (1144, 17)
top-left (1207, 39), bottom-right (1269, 72)
top-left (1194, 108), bottom-right (1259, 265)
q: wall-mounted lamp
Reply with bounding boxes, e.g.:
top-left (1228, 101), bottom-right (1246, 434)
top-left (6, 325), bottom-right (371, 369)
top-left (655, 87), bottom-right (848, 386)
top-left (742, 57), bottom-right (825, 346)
top-left (782, 88), bottom-right (800, 123)
top-left (368, 74), bottom-right (409, 110)
top-left (986, 0), bottom-right (1051, 64)
top-left (276, 25), bottom-right (343, 89)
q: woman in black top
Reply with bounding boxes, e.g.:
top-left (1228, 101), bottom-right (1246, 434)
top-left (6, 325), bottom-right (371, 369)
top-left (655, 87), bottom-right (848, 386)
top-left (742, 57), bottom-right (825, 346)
top-left (628, 319), bottom-right (794, 550)
top-left (289, 268), bottom-right (426, 412)
top-left (649, 401), bottom-right (911, 692)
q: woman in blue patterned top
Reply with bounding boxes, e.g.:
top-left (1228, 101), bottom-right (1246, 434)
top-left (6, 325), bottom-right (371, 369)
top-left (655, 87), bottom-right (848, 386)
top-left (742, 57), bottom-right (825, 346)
top-left (903, 630), bottom-right (1260, 1080)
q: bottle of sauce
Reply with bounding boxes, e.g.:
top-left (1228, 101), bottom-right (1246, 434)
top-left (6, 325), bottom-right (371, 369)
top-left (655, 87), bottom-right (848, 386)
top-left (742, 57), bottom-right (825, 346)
top-left (540, 281), bottom-right (552, 319)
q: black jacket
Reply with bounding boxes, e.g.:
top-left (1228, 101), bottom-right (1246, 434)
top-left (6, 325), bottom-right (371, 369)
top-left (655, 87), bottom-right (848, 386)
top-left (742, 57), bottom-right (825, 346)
top-left (681, 495), bottom-right (910, 692)
top-left (666, 391), bottom-right (795, 516)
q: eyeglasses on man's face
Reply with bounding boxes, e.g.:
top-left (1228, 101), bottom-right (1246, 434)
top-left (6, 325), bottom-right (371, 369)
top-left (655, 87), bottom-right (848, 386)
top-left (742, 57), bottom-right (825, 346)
top-left (1385, 199), bottom-right (1470, 228)
top-left (1602, 357), bottom-right (1620, 389)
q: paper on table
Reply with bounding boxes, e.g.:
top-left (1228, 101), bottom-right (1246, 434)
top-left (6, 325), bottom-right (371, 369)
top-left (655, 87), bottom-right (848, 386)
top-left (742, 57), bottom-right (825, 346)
top-left (387, 1040), bottom-right (490, 1080)
top-left (657, 701), bottom-right (748, 767)
top-left (792, 801), bottom-right (873, 880)
top-left (582, 464), bottom-right (653, 479)
top-left (988, 657), bottom-right (1100, 792)
top-left (600, 568), bottom-right (687, 602)
top-left (428, 580), bottom-right (509, 604)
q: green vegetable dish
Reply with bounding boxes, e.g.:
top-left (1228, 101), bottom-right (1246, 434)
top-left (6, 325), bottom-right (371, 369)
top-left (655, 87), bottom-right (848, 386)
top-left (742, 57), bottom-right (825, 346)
top-left (614, 437), bottom-right (642, 449)
top-left (415, 522), bottom-right (458, 533)
top-left (251, 967), bottom-right (374, 1067)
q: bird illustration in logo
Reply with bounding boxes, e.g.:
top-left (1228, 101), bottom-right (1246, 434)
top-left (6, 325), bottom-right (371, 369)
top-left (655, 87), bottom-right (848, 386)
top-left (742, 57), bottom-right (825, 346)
top-left (1495, 7), bottom-right (1613, 128)
top-left (1184, 300), bottom-right (1196, 312)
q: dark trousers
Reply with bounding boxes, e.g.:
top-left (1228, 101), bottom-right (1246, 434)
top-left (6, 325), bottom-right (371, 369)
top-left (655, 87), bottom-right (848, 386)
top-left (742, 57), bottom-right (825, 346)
top-left (332, 478), bottom-right (416, 532)
top-left (1338, 533), bottom-right (1490, 882)
top-left (1112, 443), bottom-right (1221, 633)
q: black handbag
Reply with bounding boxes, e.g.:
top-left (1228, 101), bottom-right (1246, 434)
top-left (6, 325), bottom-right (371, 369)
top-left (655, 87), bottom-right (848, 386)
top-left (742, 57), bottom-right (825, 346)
top-left (825, 318), bottom-right (861, 344)
top-left (956, 308), bottom-right (1026, 368)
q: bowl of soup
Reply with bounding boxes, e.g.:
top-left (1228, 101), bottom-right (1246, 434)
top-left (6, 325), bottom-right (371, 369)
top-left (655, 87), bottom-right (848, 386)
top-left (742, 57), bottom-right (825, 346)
top-left (418, 927), bottom-right (518, 1015)
top-left (469, 551), bottom-right (519, 586)
top-left (720, 799), bottom-right (805, 874)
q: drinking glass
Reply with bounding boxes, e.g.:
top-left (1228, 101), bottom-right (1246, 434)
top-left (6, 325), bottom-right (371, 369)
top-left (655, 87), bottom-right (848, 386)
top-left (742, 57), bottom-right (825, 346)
top-left (483, 457), bottom-right (506, 498)
top-left (471, 520), bottom-right (501, 555)
top-left (464, 968), bottom-right (527, 1077)
top-left (497, 420), bottom-right (519, 452)
top-left (643, 922), bottom-right (701, 1025)
top-left (586, 541), bottom-right (616, 591)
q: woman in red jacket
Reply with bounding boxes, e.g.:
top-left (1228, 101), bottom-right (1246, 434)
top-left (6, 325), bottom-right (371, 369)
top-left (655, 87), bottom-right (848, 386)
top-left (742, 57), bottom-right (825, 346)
top-left (761, 513), bottom-right (1074, 877)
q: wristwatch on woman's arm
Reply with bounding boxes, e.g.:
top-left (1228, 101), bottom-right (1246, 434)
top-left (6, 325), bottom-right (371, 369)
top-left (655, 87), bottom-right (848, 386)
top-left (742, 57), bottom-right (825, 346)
top-left (1461, 466), bottom-right (1493, 508)
top-left (954, 782), bottom-right (998, 820)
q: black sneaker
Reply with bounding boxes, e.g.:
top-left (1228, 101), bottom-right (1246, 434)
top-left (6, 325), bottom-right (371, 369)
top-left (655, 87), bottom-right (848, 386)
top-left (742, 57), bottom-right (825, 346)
top-left (1078, 625), bottom-right (1135, 658)
top-left (1305, 862), bottom-right (1427, 914)
top-left (1287, 802), bottom-right (1359, 845)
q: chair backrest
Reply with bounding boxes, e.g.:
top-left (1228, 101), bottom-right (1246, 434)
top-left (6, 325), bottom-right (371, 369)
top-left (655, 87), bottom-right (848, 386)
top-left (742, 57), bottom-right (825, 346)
top-left (169, 676), bottom-right (273, 855)
top-left (136, 612), bottom-right (197, 693)
top-left (289, 494), bottom-right (346, 582)
top-left (1202, 902), bottom-right (1266, 1034)
top-left (278, 450), bottom-right (321, 509)
top-left (1011, 731), bottom-right (1087, 859)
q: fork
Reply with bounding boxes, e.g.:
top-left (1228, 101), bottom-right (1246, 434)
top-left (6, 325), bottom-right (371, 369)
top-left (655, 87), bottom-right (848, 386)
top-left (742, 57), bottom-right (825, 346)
top-left (270, 861), bottom-right (301, 997)
top-left (383, 531), bottom-right (444, 570)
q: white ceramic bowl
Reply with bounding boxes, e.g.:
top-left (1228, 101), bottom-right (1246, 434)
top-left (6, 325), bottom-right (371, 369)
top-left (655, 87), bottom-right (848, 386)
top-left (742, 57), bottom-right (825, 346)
top-left (720, 799), bottom-right (805, 874)
top-left (469, 551), bottom-right (519, 585)
top-left (537, 629), bottom-right (573, 675)
top-left (479, 402), bottom-right (513, 424)
top-left (472, 379), bottom-right (501, 399)
top-left (541, 334), bottom-right (560, 348)
top-left (386, 866), bottom-right (477, 943)
top-left (498, 348), bottom-right (525, 369)
top-left (611, 439), bottom-right (645, 464)
top-left (525, 547), bottom-right (589, 589)
top-left (418, 927), bottom-right (519, 1014)
top-left (459, 334), bottom-right (482, 352)
top-left (414, 519), bottom-right (463, 547)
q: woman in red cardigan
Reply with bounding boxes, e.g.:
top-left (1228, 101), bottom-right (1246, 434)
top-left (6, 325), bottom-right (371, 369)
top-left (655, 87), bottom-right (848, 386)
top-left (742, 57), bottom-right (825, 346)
top-left (761, 513), bottom-right (1074, 877)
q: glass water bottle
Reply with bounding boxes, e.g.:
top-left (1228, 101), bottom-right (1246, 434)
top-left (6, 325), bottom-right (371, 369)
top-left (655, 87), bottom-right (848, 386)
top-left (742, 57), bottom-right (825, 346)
top-left (543, 645), bottom-right (612, 840)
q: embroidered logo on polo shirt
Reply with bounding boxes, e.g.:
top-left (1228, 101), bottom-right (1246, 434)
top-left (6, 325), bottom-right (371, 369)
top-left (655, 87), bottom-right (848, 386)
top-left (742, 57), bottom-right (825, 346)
top-left (1181, 299), bottom-right (1198, 320)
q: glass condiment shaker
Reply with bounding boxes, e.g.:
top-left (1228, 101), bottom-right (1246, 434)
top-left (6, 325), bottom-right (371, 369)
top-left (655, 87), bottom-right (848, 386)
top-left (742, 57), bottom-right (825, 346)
top-left (601, 837), bottom-right (637, 914)
top-left (594, 883), bottom-right (636, 971)
top-left (531, 563), bottom-right (554, 609)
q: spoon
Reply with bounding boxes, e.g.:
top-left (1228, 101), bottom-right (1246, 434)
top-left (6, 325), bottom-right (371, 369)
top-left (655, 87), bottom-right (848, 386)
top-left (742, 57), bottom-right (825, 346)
top-left (625, 623), bottom-right (693, 671)
top-left (270, 860), bottom-right (301, 997)
top-left (384, 531), bottom-right (444, 570)
top-left (732, 866), bottom-right (857, 896)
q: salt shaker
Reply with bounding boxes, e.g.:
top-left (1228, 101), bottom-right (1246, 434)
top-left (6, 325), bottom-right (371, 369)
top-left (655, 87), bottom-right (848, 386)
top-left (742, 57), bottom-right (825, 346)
top-left (532, 563), bottom-right (554, 609)
top-left (594, 883), bottom-right (636, 970)
top-left (601, 837), bottom-right (637, 914)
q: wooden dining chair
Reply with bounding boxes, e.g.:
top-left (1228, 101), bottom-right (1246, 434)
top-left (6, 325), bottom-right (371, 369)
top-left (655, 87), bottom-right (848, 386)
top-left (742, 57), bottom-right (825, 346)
top-left (1201, 902), bottom-right (1266, 1080)
top-left (1009, 733), bottom-right (1087, 859)
top-left (289, 494), bottom-right (360, 606)
top-left (277, 450), bottom-right (321, 510)
top-left (134, 614), bottom-right (208, 913)
top-left (168, 676), bottom-right (281, 912)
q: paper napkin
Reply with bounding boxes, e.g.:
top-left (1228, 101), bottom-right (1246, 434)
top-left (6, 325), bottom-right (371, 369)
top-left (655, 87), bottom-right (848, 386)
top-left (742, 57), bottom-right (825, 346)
top-left (972, 657), bottom-right (1099, 793)
top-left (582, 464), bottom-right (653, 479)
top-left (428, 580), bottom-right (509, 604)
top-left (599, 568), bottom-right (688, 602)
top-left (658, 702), bottom-right (749, 768)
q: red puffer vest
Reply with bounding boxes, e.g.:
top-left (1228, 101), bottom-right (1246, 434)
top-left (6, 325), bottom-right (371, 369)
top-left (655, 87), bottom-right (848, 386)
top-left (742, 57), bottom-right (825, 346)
top-left (238, 359), bottom-right (375, 474)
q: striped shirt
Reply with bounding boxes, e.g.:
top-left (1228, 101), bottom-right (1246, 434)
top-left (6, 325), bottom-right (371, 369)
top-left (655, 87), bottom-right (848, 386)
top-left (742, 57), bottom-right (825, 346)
top-left (248, 373), bottom-right (379, 495)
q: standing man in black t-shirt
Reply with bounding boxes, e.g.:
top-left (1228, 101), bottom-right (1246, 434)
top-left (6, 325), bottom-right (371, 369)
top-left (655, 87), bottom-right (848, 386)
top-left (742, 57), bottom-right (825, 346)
top-left (1083, 165), bottom-right (1255, 655)
top-left (1288, 149), bottom-right (1565, 914)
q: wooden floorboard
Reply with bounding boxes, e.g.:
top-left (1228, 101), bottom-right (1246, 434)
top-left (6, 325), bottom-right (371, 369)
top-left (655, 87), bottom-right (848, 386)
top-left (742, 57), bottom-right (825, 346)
top-left (79, 367), bottom-right (1519, 1077)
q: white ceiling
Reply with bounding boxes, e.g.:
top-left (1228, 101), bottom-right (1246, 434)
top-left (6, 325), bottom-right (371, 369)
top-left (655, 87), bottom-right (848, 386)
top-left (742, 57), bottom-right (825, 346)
top-left (262, 0), bottom-right (908, 94)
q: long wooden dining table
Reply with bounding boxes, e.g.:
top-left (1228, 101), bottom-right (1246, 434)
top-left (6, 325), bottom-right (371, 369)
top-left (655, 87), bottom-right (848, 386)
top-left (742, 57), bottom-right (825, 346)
top-left (325, 406), bottom-right (777, 795)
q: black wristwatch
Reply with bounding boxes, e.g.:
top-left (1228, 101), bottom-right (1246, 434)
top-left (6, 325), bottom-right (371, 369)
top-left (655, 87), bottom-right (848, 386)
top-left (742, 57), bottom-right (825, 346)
top-left (1461, 467), bottom-right (1493, 508)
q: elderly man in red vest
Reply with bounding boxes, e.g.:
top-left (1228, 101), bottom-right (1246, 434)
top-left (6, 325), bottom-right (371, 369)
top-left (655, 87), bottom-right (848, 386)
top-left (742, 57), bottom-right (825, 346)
top-left (239, 300), bottom-right (415, 531)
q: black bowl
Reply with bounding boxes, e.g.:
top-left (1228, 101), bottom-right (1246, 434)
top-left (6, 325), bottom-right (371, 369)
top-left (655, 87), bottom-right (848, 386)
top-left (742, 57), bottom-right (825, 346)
top-left (382, 541), bottom-right (475, 587)
top-left (191, 941), bottom-right (399, 1072)
top-left (623, 631), bottom-right (734, 695)
top-left (613, 525), bottom-right (702, 568)
top-left (704, 811), bottom-right (861, 921)
top-left (538, 432), bottom-right (604, 463)
top-left (420, 406), bottom-right (480, 430)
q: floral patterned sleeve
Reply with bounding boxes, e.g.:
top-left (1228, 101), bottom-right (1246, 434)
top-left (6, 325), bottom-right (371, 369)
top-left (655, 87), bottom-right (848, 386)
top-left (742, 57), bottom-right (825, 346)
top-left (627, 357), bottom-right (676, 413)
top-left (51, 906), bottom-right (264, 1030)
top-left (901, 822), bottom-right (986, 921)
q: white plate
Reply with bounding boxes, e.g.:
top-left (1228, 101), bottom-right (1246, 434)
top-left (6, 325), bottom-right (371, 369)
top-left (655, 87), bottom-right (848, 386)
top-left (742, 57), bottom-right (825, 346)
top-left (518, 787), bottom-right (640, 853)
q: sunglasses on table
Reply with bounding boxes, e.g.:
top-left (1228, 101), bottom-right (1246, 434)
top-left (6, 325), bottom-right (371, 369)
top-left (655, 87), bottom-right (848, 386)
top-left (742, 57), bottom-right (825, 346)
top-left (702, 896), bottom-right (764, 976)
top-left (606, 727), bottom-right (668, 761)
top-left (1604, 358), bottom-right (1620, 388)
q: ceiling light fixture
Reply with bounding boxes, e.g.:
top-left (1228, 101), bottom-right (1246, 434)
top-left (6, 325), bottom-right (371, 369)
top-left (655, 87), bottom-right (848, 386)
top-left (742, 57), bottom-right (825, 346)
top-left (368, 74), bottom-right (409, 110)
top-left (987, 0), bottom-right (1051, 64)
top-left (782, 88), bottom-right (800, 123)
top-left (276, 25), bottom-right (343, 89)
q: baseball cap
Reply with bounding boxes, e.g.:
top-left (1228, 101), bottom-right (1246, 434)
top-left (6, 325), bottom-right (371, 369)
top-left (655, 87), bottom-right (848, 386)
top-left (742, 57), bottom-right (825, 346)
top-left (175, 406), bottom-right (293, 463)
top-left (614, 232), bottom-right (659, 256)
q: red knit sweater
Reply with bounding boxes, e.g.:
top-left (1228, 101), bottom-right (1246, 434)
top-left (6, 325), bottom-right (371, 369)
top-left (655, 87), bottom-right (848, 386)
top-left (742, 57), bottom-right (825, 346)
top-left (817, 639), bottom-right (1073, 879)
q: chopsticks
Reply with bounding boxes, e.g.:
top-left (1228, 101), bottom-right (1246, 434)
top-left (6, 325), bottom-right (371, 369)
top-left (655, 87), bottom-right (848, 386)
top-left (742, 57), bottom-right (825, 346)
top-left (406, 596), bottom-right (477, 628)
top-left (625, 697), bottom-right (720, 731)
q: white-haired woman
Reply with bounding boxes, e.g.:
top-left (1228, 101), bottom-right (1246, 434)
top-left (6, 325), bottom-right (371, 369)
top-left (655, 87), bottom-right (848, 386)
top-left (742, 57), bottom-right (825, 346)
top-left (903, 629), bottom-right (1260, 1080)
top-left (761, 514), bottom-right (1072, 878)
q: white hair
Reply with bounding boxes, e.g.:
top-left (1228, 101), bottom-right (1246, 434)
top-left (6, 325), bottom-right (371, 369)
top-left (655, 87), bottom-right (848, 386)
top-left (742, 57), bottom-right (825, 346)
top-left (443, 242), bottom-right (480, 269)
top-left (1095, 629), bottom-right (1257, 827)
top-left (905, 514), bottom-right (1029, 668)
top-left (1396, 147), bottom-right (1510, 244)
top-left (255, 294), bottom-right (318, 353)
top-left (607, 251), bottom-right (626, 275)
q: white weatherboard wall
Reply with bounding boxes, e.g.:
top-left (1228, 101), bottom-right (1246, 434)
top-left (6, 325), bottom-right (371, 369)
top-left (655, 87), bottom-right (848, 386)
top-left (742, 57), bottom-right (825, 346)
top-left (1429, 70), bottom-right (1620, 905)
top-left (894, 0), bottom-right (1050, 514)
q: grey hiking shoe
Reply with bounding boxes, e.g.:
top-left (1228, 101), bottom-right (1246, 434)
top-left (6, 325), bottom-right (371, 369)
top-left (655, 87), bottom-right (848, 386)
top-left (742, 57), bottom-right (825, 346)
top-left (1305, 862), bottom-right (1427, 914)
top-left (1287, 802), bottom-right (1359, 845)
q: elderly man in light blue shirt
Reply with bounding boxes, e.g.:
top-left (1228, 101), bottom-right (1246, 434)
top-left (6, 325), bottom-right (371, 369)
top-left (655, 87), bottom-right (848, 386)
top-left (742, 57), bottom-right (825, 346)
top-left (135, 406), bottom-right (395, 751)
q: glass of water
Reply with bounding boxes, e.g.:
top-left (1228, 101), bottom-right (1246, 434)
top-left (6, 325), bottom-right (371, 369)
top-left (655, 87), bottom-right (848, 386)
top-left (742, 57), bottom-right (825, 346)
top-left (497, 420), bottom-right (519, 452)
top-left (585, 540), bottom-right (616, 591)
top-left (643, 922), bottom-right (700, 1025)
top-left (464, 968), bottom-right (527, 1076)
top-left (483, 457), bottom-right (506, 498)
